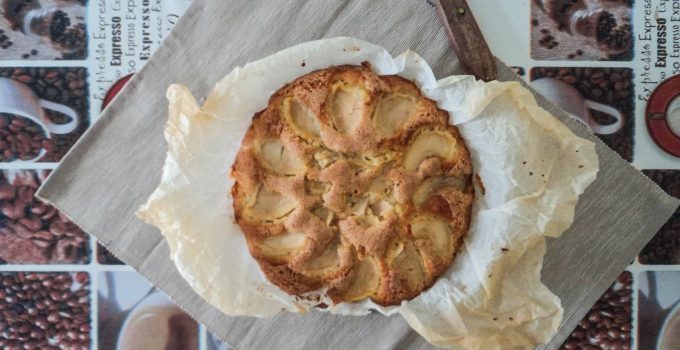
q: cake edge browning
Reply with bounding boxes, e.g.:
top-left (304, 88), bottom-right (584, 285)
top-left (231, 65), bottom-right (474, 307)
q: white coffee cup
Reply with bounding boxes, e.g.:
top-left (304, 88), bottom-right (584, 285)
top-left (116, 291), bottom-right (198, 350)
top-left (22, 5), bottom-right (86, 54)
top-left (0, 78), bottom-right (79, 162)
top-left (0, 78), bottom-right (79, 134)
top-left (665, 95), bottom-right (680, 137)
top-left (531, 77), bottom-right (624, 135)
top-left (658, 302), bottom-right (680, 350)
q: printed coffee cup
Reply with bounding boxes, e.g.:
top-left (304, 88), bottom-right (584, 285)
top-left (658, 302), bottom-right (680, 350)
top-left (0, 77), bottom-right (79, 162)
top-left (532, 77), bottom-right (623, 135)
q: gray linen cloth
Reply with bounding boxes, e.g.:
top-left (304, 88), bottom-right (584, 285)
top-left (37, 0), bottom-right (679, 349)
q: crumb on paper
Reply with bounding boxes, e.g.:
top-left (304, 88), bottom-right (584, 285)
top-left (475, 174), bottom-right (485, 196)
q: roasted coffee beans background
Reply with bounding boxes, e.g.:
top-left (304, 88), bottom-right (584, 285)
top-left (639, 170), bottom-right (680, 265)
top-left (531, 67), bottom-right (635, 161)
top-left (0, 272), bottom-right (91, 350)
top-left (0, 170), bottom-right (89, 264)
top-left (560, 272), bottom-right (633, 350)
top-left (0, 67), bottom-right (88, 162)
top-left (0, 113), bottom-right (49, 162)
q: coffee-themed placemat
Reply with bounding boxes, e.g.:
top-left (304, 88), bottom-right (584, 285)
top-left (0, 0), bottom-right (679, 349)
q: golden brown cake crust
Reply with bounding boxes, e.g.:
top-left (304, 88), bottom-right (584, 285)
top-left (231, 65), bottom-right (474, 306)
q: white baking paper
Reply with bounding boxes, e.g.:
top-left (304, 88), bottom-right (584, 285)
top-left (136, 37), bottom-right (598, 349)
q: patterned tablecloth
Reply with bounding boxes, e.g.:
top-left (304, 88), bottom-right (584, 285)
top-left (0, 0), bottom-right (678, 349)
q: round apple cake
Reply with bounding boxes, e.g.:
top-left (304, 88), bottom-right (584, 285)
top-left (231, 65), bottom-right (474, 306)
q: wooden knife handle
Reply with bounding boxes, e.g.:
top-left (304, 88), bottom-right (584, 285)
top-left (433, 0), bottom-right (497, 81)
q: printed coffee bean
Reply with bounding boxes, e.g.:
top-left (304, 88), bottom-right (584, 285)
top-left (2, 202), bottom-right (22, 220)
top-left (640, 170), bottom-right (680, 264)
top-left (33, 230), bottom-right (52, 241)
top-left (19, 217), bottom-right (41, 231)
top-left (0, 184), bottom-right (14, 200)
top-left (559, 272), bottom-right (632, 350)
top-left (0, 272), bottom-right (90, 349)
top-left (0, 114), bottom-right (48, 162)
top-left (16, 75), bottom-right (32, 84)
top-left (0, 170), bottom-right (89, 264)
top-left (30, 238), bottom-right (50, 248)
top-left (40, 207), bottom-right (57, 221)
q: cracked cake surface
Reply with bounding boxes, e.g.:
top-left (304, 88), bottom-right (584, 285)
top-left (231, 65), bottom-right (474, 306)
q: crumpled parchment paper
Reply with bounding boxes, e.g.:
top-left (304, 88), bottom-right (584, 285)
top-left (137, 37), bottom-right (599, 349)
